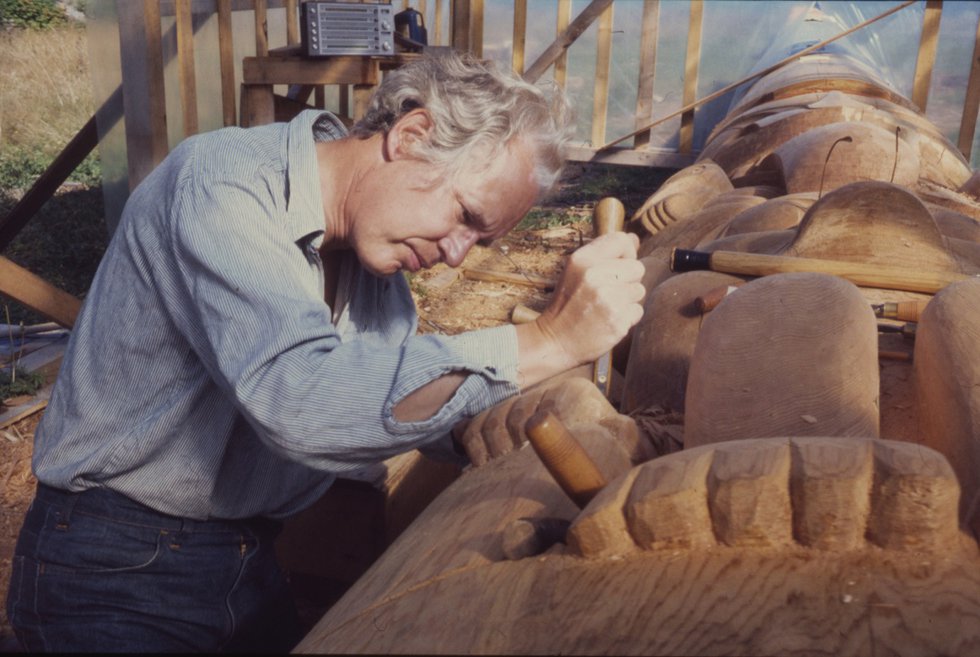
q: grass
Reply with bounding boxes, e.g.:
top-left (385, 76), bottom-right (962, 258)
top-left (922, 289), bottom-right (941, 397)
top-left (0, 23), bottom-right (107, 328)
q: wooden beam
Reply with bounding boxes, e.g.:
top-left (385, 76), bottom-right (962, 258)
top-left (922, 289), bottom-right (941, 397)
top-left (912, 0), bottom-right (942, 112)
top-left (633, 0), bottom-right (660, 149)
top-left (451, 0), bottom-right (471, 53)
top-left (567, 144), bottom-right (695, 170)
top-left (254, 0), bottom-right (269, 57)
top-left (470, 0), bottom-right (484, 58)
top-left (142, 0), bottom-right (169, 172)
top-left (434, 0), bottom-right (443, 46)
top-left (554, 0), bottom-right (571, 89)
top-left (511, 0), bottom-right (527, 75)
top-left (680, 0), bottom-right (703, 154)
top-left (523, 0), bottom-right (614, 84)
top-left (0, 114), bottom-right (100, 251)
top-left (600, 0), bottom-right (918, 150)
top-left (217, 0), bottom-right (237, 126)
top-left (242, 56), bottom-right (380, 85)
top-left (0, 257), bottom-right (81, 329)
top-left (285, 0), bottom-right (299, 45)
top-left (959, 10), bottom-right (980, 160)
top-left (176, 0), bottom-right (199, 137)
top-left (590, 2), bottom-right (614, 147)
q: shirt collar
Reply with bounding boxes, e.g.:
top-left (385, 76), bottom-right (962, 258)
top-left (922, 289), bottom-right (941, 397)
top-left (285, 110), bottom-right (349, 245)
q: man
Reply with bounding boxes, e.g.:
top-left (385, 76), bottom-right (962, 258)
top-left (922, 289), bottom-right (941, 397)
top-left (7, 52), bottom-right (645, 652)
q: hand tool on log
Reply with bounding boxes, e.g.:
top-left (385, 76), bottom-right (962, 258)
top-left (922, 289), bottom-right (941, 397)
top-left (592, 197), bottom-right (626, 397)
top-left (671, 248), bottom-right (972, 295)
top-left (502, 517), bottom-right (572, 560)
top-left (695, 282), bottom-right (745, 313)
top-left (697, 284), bottom-right (929, 323)
top-left (872, 300), bottom-right (927, 322)
top-left (525, 410), bottom-right (607, 508)
top-left (878, 322), bottom-right (917, 339)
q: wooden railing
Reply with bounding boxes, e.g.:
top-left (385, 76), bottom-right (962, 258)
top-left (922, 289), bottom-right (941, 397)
top-left (3, 0), bottom-right (980, 330)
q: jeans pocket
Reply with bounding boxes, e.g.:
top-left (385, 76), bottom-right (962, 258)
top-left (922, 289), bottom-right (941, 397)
top-left (35, 511), bottom-right (165, 575)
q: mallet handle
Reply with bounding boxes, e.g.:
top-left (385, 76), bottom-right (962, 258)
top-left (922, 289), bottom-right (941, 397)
top-left (672, 248), bottom-right (970, 295)
top-left (525, 410), bottom-right (607, 508)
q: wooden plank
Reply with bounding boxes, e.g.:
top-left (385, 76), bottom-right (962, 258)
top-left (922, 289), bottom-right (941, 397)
top-left (0, 114), bottom-right (99, 250)
top-left (511, 0), bottom-right (527, 75)
top-left (285, 0), bottom-right (299, 45)
top-left (242, 56), bottom-right (379, 85)
top-left (680, 0), bottom-right (703, 154)
top-left (912, 0), bottom-right (942, 112)
top-left (554, 0), bottom-right (571, 89)
top-left (353, 85), bottom-right (373, 121)
top-left (142, 0), bottom-right (169, 170)
top-left (523, 0), bottom-right (614, 84)
top-left (217, 0), bottom-right (237, 126)
top-left (633, 0), bottom-right (660, 149)
top-left (590, 2), bottom-right (614, 147)
top-left (566, 144), bottom-right (695, 169)
top-left (470, 0), bottom-right (484, 58)
top-left (0, 257), bottom-right (81, 329)
top-left (434, 0), bottom-right (443, 46)
top-left (176, 0), bottom-right (199, 137)
top-left (958, 11), bottom-right (980, 159)
top-left (451, 0), bottom-right (470, 53)
top-left (601, 0), bottom-right (918, 150)
top-left (255, 0), bottom-right (269, 57)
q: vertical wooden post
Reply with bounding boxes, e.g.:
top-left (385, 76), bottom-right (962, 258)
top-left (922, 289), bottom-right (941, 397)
top-left (217, 0), bottom-right (237, 126)
top-left (680, 0), bottom-right (703, 154)
top-left (958, 10), bottom-right (980, 161)
top-left (591, 2), bottom-right (613, 148)
top-left (634, 0), bottom-right (660, 149)
top-left (141, 0), bottom-right (168, 180)
top-left (470, 0), bottom-right (484, 58)
top-left (286, 0), bottom-right (300, 45)
top-left (434, 0), bottom-right (443, 46)
top-left (175, 0), bottom-right (199, 137)
top-left (912, 0), bottom-right (942, 112)
top-left (451, 0), bottom-right (471, 53)
top-left (554, 0), bottom-right (571, 89)
top-left (254, 0), bottom-right (269, 58)
top-left (512, 0), bottom-right (527, 74)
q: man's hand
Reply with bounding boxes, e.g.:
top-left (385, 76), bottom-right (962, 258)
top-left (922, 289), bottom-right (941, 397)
top-left (516, 232), bottom-right (646, 388)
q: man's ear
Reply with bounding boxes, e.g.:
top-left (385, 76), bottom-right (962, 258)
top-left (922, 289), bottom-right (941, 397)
top-left (385, 108), bottom-right (434, 161)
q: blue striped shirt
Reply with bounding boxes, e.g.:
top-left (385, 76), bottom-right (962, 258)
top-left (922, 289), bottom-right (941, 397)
top-left (32, 110), bottom-right (520, 520)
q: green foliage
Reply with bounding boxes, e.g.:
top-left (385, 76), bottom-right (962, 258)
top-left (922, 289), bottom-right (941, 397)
top-left (0, 366), bottom-right (45, 399)
top-left (0, 146), bottom-right (101, 191)
top-left (0, 0), bottom-right (68, 29)
top-left (516, 208), bottom-right (579, 231)
top-left (405, 272), bottom-right (428, 299)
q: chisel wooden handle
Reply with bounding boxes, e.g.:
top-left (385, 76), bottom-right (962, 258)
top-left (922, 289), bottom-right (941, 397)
top-left (872, 300), bottom-right (928, 322)
top-left (592, 197), bottom-right (626, 396)
top-left (525, 410), bottom-right (607, 508)
top-left (672, 248), bottom-right (971, 295)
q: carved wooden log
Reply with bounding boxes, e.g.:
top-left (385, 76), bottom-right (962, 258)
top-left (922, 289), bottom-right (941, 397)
top-left (297, 5), bottom-right (980, 654)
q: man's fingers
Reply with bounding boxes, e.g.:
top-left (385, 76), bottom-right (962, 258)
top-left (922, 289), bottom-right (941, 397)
top-left (577, 231), bottom-right (639, 262)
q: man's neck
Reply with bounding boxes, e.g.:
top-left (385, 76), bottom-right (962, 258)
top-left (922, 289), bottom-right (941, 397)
top-left (315, 134), bottom-right (383, 251)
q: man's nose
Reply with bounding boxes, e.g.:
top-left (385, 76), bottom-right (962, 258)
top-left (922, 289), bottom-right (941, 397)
top-left (438, 225), bottom-right (480, 267)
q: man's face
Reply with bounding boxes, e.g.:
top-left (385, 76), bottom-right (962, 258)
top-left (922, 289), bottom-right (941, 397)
top-left (347, 137), bottom-right (540, 277)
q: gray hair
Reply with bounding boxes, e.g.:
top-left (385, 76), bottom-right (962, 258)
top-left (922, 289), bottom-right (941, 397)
top-left (352, 51), bottom-right (573, 197)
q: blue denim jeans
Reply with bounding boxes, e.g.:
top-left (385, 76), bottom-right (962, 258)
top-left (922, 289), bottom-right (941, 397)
top-left (7, 484), bottom-right (302, 653)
